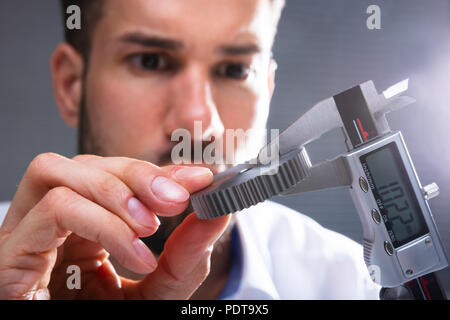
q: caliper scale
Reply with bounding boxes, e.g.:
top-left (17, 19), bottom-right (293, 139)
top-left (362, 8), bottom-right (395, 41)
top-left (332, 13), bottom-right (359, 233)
top-left (191, 79), bottom-right (448, 299)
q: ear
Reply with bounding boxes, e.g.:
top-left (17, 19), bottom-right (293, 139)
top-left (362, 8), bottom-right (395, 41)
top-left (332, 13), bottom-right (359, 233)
top-left (50, 43), bottom-right (84, 128)
top-left (268, 59), bottom-right (277, 100)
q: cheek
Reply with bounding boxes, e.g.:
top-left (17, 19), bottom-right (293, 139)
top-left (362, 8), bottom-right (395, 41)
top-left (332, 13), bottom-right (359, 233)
top-left (215, 83), bottom-right (270, 132)
top-left (214, 83), bottom-right (271, 162)
top-left (85, 72), bottom-right (168, 155)
top-left (217, 58), bottom-right (271, 132)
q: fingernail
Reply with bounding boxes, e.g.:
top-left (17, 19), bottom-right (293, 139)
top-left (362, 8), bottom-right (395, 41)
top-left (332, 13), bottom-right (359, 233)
top-left (202, 245), bottom-right (214, 260)
top-left (206, 244), bottom-right (214, 255)
top-left (133, 238), bottom-right (158, 269)
top-left (128, 197), bottom-right (160, 228)
top-left (151, 176), bottom-right (190, 203)
top-left (173, 167), bottom-right (212, 180)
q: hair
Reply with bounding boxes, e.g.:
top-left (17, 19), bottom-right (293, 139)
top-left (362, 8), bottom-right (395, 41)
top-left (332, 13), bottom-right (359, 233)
top-left (60, 0), bottom-right (104, 63)
top-left (60, 0), bottom-right (285, 62)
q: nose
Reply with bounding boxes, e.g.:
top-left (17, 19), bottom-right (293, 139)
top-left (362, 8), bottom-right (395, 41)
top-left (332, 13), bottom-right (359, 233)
top-left (164, 63), bottom-right (224, 142)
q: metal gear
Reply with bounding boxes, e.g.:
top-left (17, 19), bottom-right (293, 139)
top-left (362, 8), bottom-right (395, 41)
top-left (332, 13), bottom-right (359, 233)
top-left (191, 148), bottom-right (310, 219)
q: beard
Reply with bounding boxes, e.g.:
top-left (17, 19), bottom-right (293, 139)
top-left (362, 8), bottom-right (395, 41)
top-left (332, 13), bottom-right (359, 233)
top-left (78, 96), bottom-right (194, 256)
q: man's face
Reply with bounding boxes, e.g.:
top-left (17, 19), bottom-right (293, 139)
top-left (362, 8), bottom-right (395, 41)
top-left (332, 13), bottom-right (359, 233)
top-left (81, 0), bottom-right (276, 172)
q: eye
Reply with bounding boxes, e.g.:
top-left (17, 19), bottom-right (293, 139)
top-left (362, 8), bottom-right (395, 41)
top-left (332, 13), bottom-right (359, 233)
top-left (130, 53), bottom-right (169, 71)
top-left (215, 63), bottom-right (251, 80)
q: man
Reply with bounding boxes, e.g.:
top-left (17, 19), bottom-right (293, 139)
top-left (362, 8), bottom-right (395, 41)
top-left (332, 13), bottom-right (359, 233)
top-left (0, 0), bottom-right (380, 299)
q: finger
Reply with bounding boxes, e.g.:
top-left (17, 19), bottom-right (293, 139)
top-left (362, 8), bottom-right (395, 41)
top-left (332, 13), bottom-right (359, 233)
top-left (61, 235), bottom-right (109, 262)
top-left (73, 155), bottom-right (213, 216)
top-left (2, 153), bottom-right (160, 237)
top-left (160, 165), bottom-right (214, 194)
top-left (2, 187), bottom-right (158, 277)
top-left (135, 213), bottom-right (231, 299)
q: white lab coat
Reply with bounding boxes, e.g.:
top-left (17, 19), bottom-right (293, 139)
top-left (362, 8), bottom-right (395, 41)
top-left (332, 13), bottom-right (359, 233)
top-left (227, 201), bottom-right (381, 299)
top-left (0, 200), bottom-right (380, 299)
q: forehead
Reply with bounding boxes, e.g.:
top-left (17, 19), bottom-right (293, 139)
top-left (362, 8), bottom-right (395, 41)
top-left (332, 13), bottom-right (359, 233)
top-left (96, 0), bottom-right (274, 51)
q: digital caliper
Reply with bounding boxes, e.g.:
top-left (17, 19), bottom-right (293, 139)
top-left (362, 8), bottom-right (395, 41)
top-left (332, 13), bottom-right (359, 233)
top-left (190, 79), bottom-right (448, 300)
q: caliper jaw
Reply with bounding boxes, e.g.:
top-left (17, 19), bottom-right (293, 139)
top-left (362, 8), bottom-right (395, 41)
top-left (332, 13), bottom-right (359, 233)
top-left (273, 79), bottom-right (416, 197)
top-left (281, 156), bottom-right (352, 195)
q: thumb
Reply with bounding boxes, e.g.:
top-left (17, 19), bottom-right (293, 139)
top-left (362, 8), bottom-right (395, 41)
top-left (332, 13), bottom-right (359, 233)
top-left (135, 212), bottom-right (231, 299)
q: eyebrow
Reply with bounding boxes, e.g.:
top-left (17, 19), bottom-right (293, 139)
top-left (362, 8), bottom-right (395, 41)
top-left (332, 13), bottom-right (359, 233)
top-left (218, 44), bottom-right (261, 56)
top-left (119, 32), bottom-right (184, 50)
top-left (118, 32), bottom-right (261, 55)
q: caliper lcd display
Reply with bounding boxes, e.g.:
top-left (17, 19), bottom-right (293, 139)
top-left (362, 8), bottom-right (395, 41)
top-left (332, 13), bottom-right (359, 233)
top-left (360, 142), bottom-right (428, 248)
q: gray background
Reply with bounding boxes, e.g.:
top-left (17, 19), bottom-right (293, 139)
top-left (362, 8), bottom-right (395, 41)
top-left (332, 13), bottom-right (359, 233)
top-left (1, 0), bottom-right (450, 295)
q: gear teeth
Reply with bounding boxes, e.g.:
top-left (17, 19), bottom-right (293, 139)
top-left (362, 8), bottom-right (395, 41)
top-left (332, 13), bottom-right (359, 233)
top-left (191, 149), bottom-right (310, 219)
